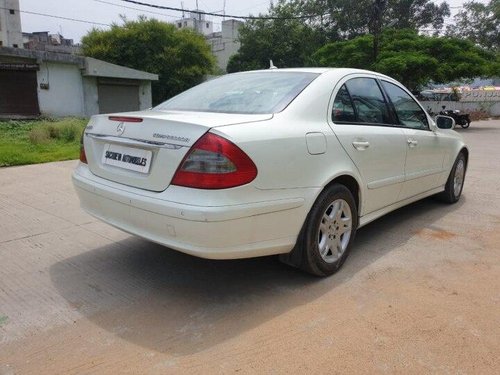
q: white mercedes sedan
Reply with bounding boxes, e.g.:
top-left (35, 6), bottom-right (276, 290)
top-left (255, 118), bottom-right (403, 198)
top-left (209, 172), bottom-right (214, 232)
top-left (73, 68), bottom-right (468, 276)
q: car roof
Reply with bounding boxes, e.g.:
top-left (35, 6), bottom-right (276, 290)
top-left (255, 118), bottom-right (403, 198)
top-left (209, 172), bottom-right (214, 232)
top-left (235, 67), bottom-right (377, 75)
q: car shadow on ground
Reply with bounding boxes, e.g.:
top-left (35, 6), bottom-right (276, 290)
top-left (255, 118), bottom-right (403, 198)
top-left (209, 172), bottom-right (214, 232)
top-left (49, 196), bottom-right (464, 355)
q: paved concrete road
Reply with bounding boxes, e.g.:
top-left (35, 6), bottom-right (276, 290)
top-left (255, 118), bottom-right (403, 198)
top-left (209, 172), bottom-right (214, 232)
top-left (1, 121), bottom-right (499, 374)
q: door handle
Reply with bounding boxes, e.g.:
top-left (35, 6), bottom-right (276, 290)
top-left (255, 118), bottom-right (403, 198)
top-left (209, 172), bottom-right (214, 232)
top-left (407, 139), bottom-right (418, 147)
top-left (352, 141), bottom-right (370, 150)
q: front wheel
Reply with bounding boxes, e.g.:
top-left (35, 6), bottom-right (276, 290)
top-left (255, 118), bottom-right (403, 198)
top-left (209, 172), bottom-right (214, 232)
top-left (286, 184), bottom-right (358, 276)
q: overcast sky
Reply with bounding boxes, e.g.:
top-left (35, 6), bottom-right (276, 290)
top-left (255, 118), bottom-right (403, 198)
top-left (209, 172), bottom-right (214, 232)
top-left (18, 0), bottom-right (487, 42)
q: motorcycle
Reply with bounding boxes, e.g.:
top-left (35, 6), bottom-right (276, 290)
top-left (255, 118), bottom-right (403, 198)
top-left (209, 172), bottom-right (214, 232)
top-left (439, 106), bottom-right (471, 128)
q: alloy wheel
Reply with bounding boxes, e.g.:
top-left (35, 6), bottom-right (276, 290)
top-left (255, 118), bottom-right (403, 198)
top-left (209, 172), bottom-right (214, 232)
top-left (454, 159), bottom-right (465, 197)
top-left (317, 199), bottom-right (352, 263)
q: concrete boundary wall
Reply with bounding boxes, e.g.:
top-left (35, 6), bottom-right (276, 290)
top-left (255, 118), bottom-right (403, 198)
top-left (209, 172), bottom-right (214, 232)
top-left (421, 101), bottom-right (500, 117)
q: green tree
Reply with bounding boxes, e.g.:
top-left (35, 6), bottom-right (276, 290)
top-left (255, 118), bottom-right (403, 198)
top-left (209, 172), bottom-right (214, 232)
top-left (447, 0), bottom-right (500, 52)
top-left (82, 17), bottom-right (216, 104)
top-left (385, 0), bottom-right (450, 31)
top-left (313, 29), bottom-right (496, 89)
top-left (227, 1), bottom-right (325, 72)
top-left (227, 0), bottom-right (451, 72)
top-left (265, 0), bottom-right (450, 38)
top-left (312, 35), bottom-right (374, 69)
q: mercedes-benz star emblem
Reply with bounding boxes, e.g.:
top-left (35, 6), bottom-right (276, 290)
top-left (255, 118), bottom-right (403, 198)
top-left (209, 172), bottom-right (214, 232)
top-left (116, 122), bottom-right (125, 135)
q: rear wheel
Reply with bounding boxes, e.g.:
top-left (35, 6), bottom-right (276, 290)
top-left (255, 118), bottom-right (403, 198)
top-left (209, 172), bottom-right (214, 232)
top-left (281, 184), bottom-right (358, 276)
top-left (439, 152), bottom-right (466, 203)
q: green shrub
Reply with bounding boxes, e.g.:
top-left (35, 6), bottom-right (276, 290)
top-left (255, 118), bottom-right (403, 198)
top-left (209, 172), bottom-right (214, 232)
top-left (57, 122), bottom-right (81, 142)
top-left (28, 119), bottom-right (84, 144)
top-left (1, 117), bottom-right (88, 167)
top-left (45, 123), bottom-right (60, 139)
top-left (29, 127), bottom-right (50, 144)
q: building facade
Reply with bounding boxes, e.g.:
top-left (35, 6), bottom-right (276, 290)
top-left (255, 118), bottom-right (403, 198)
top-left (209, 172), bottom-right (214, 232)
top-left (0, 0), bottom-right (22, 48)
top-left (207, 19), bottom-right (243, 72)
top-left (175, 14), bottom-right (243, 72)
top-left (175, 11), bottom-right (214, 36)
top-left (0, 47), bottom-right (158, 118)
top-left (23, 31), bottom-right (81, 54)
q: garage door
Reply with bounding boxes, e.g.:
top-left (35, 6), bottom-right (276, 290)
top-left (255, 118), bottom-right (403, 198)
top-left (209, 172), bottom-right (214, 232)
top-left (98, 80), bottom-right (140, 114)
top-left (0, 69), bottom-right (40, 116)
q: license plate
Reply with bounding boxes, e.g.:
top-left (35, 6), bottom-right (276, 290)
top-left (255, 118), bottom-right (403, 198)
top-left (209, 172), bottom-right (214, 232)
top-left (102, 144), bottom-right (152, 174)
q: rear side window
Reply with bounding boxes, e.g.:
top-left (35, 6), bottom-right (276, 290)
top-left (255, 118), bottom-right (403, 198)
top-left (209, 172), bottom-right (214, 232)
top-left (344, 78), bottom-right (391, 125)
top-left (381, 81), bottom-right (429, 130)
top-left (332, 85), bottom-right (356, 122)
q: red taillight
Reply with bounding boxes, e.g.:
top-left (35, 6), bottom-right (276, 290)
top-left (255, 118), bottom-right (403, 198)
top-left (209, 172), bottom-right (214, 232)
top-left (171, 133), bottom-right (257, 189)
top-left (79, 147), bottom-right (87, 164)
top-left (79, 131), bottom-right (87, 164)
top-left (108, 116), bottom-right (143, 123)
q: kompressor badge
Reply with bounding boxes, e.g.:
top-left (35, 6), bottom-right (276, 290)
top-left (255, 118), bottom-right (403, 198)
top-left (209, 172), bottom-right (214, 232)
top-left (153, 133), bottom-right (190, 143)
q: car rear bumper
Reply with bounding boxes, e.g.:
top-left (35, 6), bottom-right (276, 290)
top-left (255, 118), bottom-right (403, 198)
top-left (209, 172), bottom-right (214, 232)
top-left (72, 164), bottom-right (309, 259)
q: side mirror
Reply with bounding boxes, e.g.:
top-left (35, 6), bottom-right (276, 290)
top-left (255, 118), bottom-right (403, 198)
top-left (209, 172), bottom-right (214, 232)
top-left (435, 115), bottom-right (455, 129)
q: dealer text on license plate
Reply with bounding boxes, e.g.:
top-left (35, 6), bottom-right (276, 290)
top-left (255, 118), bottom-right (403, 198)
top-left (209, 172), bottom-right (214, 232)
top-left (102, 144), bottom-right (152, 173)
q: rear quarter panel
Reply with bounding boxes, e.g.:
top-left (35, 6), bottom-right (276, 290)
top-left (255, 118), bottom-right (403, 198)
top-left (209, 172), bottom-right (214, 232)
top-left (213, 117), bottom-right (362, 192)
top-left (435, 129), bottom-right (468, 186)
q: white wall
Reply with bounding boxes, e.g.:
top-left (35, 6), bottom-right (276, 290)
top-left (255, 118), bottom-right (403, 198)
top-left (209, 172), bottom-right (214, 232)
top-left (37, 61), bottom-right (85, 117)
top-left (139, 81), bottom-right (153, 109)
top-left (82, 76), bottom-right (99, 117)
top-left (422, 101), bottom-right (500, 117)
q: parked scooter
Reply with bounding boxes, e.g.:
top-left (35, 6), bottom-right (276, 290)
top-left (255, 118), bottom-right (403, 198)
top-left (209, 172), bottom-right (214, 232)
top-left (439, 106), bottom-right (471, 128)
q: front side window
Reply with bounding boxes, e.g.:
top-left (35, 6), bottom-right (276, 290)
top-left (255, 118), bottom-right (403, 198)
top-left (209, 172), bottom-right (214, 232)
top-left (381, 81), bottom-right (429, 130)
top-left (344, 78), bottom-right (391, 125)
top-left (156, 72), bottom-right (319, 114)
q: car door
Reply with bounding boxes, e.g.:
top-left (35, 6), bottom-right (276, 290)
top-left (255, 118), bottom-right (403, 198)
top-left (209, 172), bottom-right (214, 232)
top-left (328, 76), bottom-right (407, 215)
top-left (380, 80), bottom-right (446, 200)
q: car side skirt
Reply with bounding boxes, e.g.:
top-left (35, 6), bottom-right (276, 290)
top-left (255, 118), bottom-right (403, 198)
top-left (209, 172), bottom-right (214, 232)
top-left (358, 186), bottom-right (445, 228)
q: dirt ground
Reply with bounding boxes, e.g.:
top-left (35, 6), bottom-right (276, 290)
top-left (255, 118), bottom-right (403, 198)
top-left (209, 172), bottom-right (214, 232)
top-left (0, 120), bottom-right (499, 374)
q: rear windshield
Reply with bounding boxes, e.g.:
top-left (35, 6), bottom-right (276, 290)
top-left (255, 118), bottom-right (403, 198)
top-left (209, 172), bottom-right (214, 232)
top-left (155, 71), bottom-right (319, 114)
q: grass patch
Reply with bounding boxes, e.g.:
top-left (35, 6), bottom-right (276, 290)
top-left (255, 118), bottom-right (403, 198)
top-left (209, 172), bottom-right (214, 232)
top-left (0, 315), bottom-right (8, 327)
top-left (0, 118), bottom-right (88, 167)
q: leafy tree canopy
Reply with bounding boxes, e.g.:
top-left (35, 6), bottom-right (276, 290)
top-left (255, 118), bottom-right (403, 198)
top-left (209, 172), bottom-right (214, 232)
top-left (228, 0), bottom-right (451, 72)
top-left (385, 0), bottom-right (450, 31)
top-left (313, 29), bottom-right (497, 89)
top-left (227, 1), bottom-right (325, 72)
top-left (447, 0), bottom-right (500, 52)
top-left (82, 17), bottom-right (216, 104)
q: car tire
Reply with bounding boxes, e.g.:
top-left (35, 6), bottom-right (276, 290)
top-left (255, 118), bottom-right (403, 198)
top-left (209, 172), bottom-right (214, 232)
top-left (281, 184), bottom-right (358, 277)
top-left (439, 152), bottom-right (467, 203)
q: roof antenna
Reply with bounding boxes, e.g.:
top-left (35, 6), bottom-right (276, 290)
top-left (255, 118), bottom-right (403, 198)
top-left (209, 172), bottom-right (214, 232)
top-left (269, 60), bottom-right (278, 69)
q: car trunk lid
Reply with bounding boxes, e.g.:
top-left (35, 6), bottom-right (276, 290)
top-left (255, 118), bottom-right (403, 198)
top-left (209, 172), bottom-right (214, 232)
top-left (83, 110), bottom-right (272, 191)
